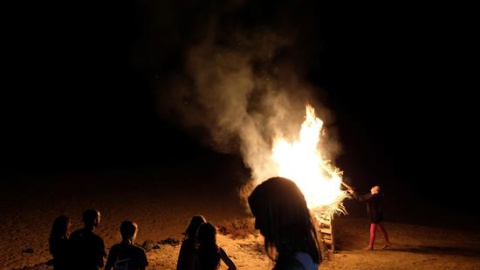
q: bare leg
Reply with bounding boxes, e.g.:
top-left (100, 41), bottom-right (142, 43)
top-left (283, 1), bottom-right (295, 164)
top-left (377, 223), bottom-right (391, 249)
top-left (364, 223), bottom-right (376, 250)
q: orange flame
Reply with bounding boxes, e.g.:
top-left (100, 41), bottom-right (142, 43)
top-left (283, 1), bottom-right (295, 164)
top-left (271, 104), bottom-right (346, 216)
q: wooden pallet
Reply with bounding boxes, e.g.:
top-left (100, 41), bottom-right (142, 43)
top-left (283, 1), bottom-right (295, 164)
top-left (318, 214), bottom-right (335, 253)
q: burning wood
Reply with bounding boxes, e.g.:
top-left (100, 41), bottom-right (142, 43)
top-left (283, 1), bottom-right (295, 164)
top-left (269, 104), bottom-right (348, 217)
top-left (253, 104), bottom-right (350, 255)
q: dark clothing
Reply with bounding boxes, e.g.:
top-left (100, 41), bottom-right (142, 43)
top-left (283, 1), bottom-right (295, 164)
top-left (69, 228), bottom-right (106, 270)
top-left (105, 242), bottom-right (148, 270)
top-left (176, 238), bottom-right (196, 270)
top-left (49, 238), bottom-right (70, 270)
top-left (351, 192), bottom-right (384, 223)
top-left (196, 246), bottom-right (221, 270)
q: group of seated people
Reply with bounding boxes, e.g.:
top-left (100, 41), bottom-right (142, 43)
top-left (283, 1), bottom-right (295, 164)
top-left (49, 177), bottom-right (323, 270)
top-left (49, 209), bottom-right (148, 270)
top-left (49, 210), bottom-right (235, 270)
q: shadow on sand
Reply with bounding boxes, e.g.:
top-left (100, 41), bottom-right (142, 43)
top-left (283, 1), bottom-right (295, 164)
top-left (387, 245), bottom-right (480, 257)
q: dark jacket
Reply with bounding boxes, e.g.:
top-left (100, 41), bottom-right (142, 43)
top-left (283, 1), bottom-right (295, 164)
top-left (69, 228), bottom-right (106, 270)
top-left (351, 192), bottom-right (384, 223)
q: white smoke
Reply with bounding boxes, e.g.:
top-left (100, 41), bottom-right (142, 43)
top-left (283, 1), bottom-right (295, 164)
top-left (150, 0), bottom-right (341, 188)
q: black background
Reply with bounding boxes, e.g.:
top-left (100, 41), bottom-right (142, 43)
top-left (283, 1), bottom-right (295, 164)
top-left (4, 1), bottom-right (478, 217)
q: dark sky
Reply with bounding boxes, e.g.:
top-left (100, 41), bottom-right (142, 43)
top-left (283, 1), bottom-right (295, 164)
top-left (5, 1), bottom-right (477, 212)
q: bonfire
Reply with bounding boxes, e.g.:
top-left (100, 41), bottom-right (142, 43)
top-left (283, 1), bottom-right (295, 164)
top-left (271, 104), bottom-right (348, 220)
top-left (251, 104), bottom-right (349, 253)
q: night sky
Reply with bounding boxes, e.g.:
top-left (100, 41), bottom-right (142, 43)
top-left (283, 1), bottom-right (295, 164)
top-left (5, 1), bottom-right (478, 216)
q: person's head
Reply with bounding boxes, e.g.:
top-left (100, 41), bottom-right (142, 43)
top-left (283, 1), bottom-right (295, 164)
top-left (197, 222), bottom-right (217, 247)
top-left (371, 185), bottom-right (381, 194)
top-left (120, 221), bottom-right (138, 244)
top-left (82, 209), bottom-right (101, 229)
top-left (184, 215), bottom-right (206, 240)
top-left (248, 177), bottom-right (320, 264)
top-left (50, 215), bottom-right (70, 240)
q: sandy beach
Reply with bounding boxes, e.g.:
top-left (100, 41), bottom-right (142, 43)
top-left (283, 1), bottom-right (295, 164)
top-left (2, 165), bottom-right (480, 270)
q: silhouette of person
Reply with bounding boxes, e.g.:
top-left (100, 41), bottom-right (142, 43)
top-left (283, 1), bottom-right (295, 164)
top-left (348, 185), bottom-right (391, 250)
top-left (70, 209), bottom-right (106, 270)
top-left (49, 215), bottom-right (71, 270)
top-left (105, 221), bottom-right (148, 270)
top-left (248, 177), bottom-right (321, 270)
top-left (195, 222), bottom-right (236, 270)
top-left (176, 215), bottom-right (206, 270)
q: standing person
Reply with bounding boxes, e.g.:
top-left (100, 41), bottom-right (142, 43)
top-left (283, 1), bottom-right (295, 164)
top-left (195, 222), bottom-right (236, 270)
top-left (176, 215), bottom-right (206, 270)
top-left (348, 185), bottom-right (391, 250)
top-left (248, 177), bottom-right (321, 270)
top-left (49, 215), bottom-right (71, 270)
top-left (105, 221), bottom-right (148, 270)
top-left (70, 209), bottom-right (106, 270)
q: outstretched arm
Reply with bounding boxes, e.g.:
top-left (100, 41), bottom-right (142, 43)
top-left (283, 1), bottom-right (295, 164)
top-left (352, 191), bottom-right (373, 202)
top-left (219, 248), bottom-right (237, 270)
top-left (348, 189), bottom-right (373, 202)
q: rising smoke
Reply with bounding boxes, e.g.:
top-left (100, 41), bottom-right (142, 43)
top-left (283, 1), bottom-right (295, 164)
top-left (138, 0), bottom-right (340, 186)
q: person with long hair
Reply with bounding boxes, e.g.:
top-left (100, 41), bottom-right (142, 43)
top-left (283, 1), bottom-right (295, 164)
top-left (49, 215), bottom-right (71, 270)
top-left (195, 222), bottom-right (236, 270)
top-left (105, 221), bottom-right (148, 270)
top-left (176, 215), bottom-right (206, 270)
top-left (348, 185), bottom-right (391, 250)
top-left (248, 177), bottom-right (321, 270)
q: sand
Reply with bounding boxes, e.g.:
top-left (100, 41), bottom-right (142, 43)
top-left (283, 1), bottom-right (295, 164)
top-left (2, 168), bottom-right (480, 270)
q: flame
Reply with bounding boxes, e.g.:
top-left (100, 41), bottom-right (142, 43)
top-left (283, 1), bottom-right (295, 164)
top-left (271, 104), bottom-right (347, 216)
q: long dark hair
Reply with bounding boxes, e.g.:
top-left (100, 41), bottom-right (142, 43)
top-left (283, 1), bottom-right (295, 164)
top-left (49, 215), bottom-right (70, 255)
top-left (196, 222), bottom-right (220, 270)
top-left (248, 177), bottom-right (321, 264)
top-left (183, 215), bottom-right (206, 241)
